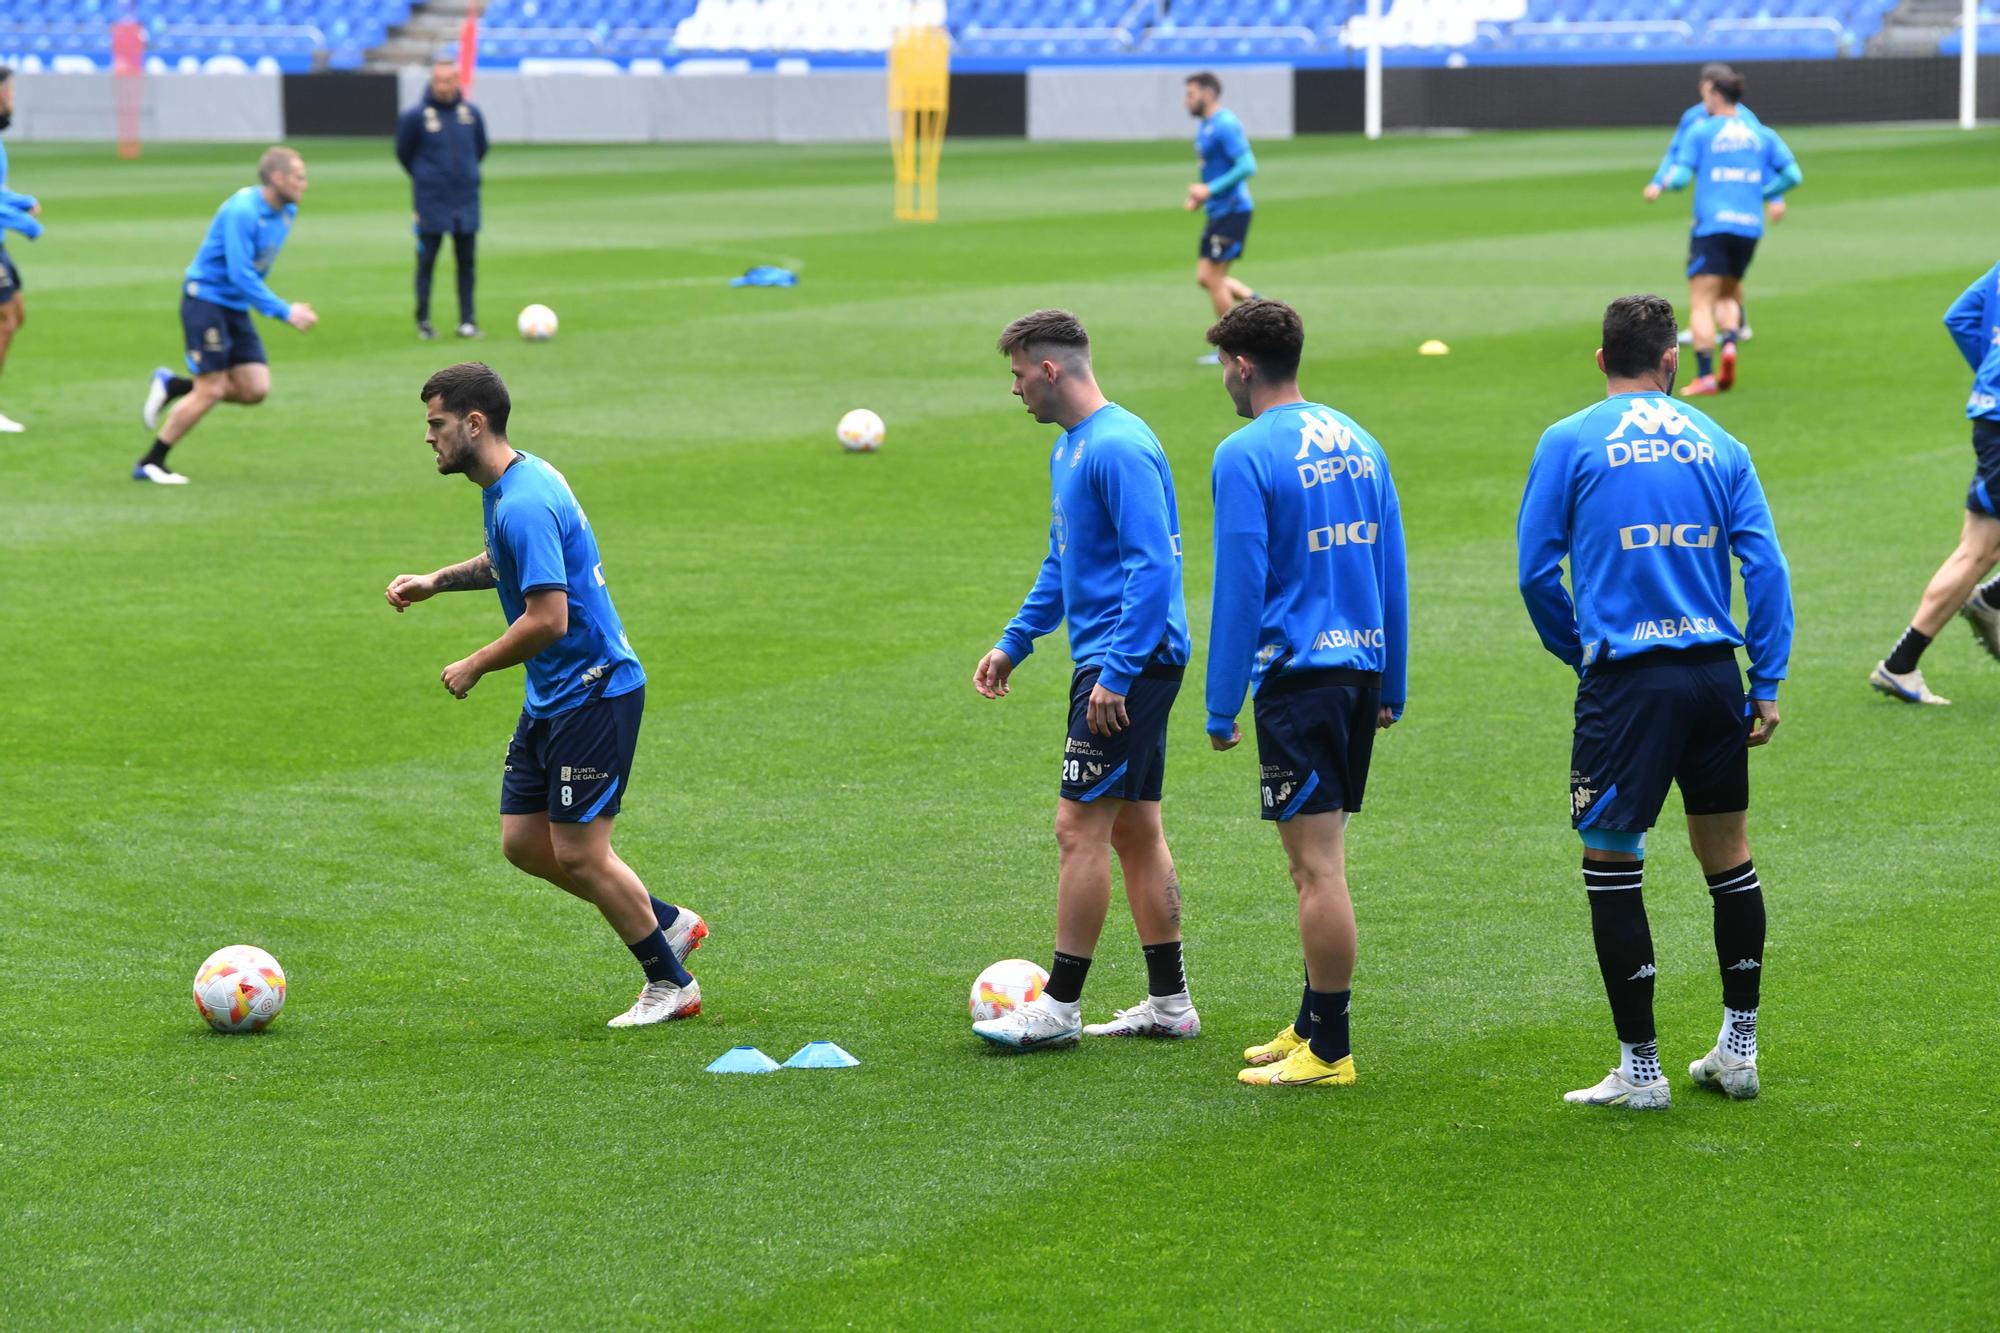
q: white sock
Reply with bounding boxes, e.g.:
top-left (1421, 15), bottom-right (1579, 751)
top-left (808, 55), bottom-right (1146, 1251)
top-left (1720, 1007), bottom-right (1758, 1061)
top-left (1620, 1040), bottom-right (1662, 1084)
top-left (1040, 995), bottom-right (1080, 1023)
top-left (1150, 990), bottom-right (1193, 1016)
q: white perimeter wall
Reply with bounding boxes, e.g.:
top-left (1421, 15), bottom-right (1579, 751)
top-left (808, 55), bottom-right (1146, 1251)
top-left (11, 72), bottom-right (284, 142)
top-left (1027, 65), bottom-right (1294, 141)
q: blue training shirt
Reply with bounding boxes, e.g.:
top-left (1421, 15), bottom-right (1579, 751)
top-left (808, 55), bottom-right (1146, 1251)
top-left (1518, 393), bottom-right (1793, 699)
top-left (1206, 402), bottom-right (1409, 738)
top-left (1649, 101), bottom-right (1759, 189)
top-left (1669, 112), bottom-right (1796, 240)
top-left (0, 139), bottom-right (41, 245)
top-left (482, 452), bottom-right (646, 718)
top-left (996, 403), bottom-right (1191, 696)
top-left (1944, 260), bottom-right (2000, 423)
top-left (183, 186), bottom-right (295, 319)
top-left (1195, 108), bottom-right (1254, 219)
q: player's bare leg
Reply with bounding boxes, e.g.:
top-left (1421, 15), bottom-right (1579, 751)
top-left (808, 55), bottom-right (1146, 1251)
top-left (1197, 258), bottom-right (1252, 320)
top-left (1242, 810), bottom-right (1357, 1086)
top-left (1874, 511), bottom-right (2000, 704)
top-left (160, 364), bottom-right (268, 444)
top-left (1714, 278), bottom-right (1745, 389)
top-left (504, 812), bottom-right (705, 962)
top-left (1683, 274), bottom-right (1726, 395)
top-left (1686, 809), bottom-right (1764, 1098)
top-left (0, 294), bottom-right (24, 431)
top-left (545, 816), bottom-right (700, 1027)
top-left (1085, 800), bottom-right (1199, 1038)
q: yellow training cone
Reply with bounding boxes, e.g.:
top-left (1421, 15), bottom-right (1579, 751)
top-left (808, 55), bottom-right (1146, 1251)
top-left (1419, 339), bottom-right (1450, 356)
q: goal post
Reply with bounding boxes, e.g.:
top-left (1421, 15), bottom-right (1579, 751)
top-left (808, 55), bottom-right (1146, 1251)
top-left (888, 24), bottom-right (949, 222)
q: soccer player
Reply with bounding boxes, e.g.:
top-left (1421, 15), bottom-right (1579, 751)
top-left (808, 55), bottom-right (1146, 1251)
top-left (383, 362), bottom-right (708, 1028)
top-left (136, 146), bottom-right (318, 485)
top-left (1201, 300), bottom-right (1407, 1090)
top-left (1518, 295), bottom-right (1793, 1110)
top-left (0, 67), bottom-right (42, 434)
top-left (396, 57), bottom-right (488, 340)
top-left (1183, 72), bottom-right (1258, 364)
top-left (970, 309), bottom-right (1197, 1050)
top-left (1655, 72), bottom-right (1800, 396)
top-left (1870, 260), bottom-right (2000, 705)
top-left (1645, 63), bottom-right (1760, 344)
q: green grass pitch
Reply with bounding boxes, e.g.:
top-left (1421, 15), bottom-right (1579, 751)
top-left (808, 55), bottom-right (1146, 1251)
top-left (3, 125), bottom-right (1997, 1327)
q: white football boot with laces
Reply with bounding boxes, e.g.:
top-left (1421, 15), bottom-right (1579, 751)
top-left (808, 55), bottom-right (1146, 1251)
top-left (1869, 661), bottom-right (1949, 705)
top-left (607, 977), bottom-right (701, 1028)
top-left (1689, 1046), bottom-right (1760, 1099)
top-left (1083, 997), bottom-right (1201, 1038)
top-left (972, 997), bottom-right (1082, 1050)
top-left (664, 909), bottom-right (708, 964)
top-left (1563, 1068), bottom-right (1671, 1109)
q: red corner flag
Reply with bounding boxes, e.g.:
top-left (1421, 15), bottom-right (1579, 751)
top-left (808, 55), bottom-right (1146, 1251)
top-left (459, 0), bottom-right (483, 95)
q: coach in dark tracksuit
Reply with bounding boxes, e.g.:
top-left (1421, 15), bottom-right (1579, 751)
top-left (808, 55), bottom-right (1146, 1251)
top-left (395, 58), bottom-right (487, 339)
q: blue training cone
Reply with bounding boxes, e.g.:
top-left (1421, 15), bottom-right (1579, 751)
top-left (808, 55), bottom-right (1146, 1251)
top-left (783, 1041), bottom-right (860, 1069)
top-left (706, 1045), bottom-right (782, 1074)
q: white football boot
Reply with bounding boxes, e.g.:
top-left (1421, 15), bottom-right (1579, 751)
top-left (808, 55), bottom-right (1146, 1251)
top-left (1962, 597), bottom-right (2000, 662)
top-left (0, 409), bottom-right (25, 433)
top-left (664, 909), bottom-right (708, 964)
top-left (1563, 1068), bottom-right (1672, 1109)
top-left (1869, 661), bottom-right (1949, 705)
top-left (607, 977), bottom-right (701, 1028)
top-left (1689, 1046), bottom-right (1761, 1100)
top-left (972, 997), bottom-right (1082, 1050)
top-left (142, 367), bottom-right (176, 430)
top-left (132, 462), bottom-right (189, 485)
top-left (1083, 997), bottom-right (1201, 1038)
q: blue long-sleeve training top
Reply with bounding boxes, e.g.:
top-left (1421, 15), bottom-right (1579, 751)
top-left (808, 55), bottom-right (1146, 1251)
top-left (1518, 392), bottom-right (1793, 699)
top-left (183, 186), bottom-right (295, 320)
top-left (1205, 402), bottom-right (1409, 738)
top-left (1944, 260), bottom-right (2000, 422)
top-left (0, 139), bottom-right (41, 243)
top-left (1665, 112), bottom-right (1798, 239)
top-left (996, 402), bottom-right (1191, 696)
top-left (1649, 101), bottom-right (1759, 189)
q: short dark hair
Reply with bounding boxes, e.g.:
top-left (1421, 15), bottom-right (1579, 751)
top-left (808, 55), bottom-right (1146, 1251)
top-left (1698, 62), bottom-right (1734, 86)
top-left (997, 308), bottom-right (1090, 362)
top-left (421, 361), bottom-right (511, 436)
top-left (1206, 298), bottom-right (1303, 379)
top-left (1711, 71), bottom-right (1745, 104)
top-left (1187, 71), bottom-right (1221, 96)
top-left (0, 68), bottom-right (13, 88)
top-left (1601, 295), bottom-right (1679, 379)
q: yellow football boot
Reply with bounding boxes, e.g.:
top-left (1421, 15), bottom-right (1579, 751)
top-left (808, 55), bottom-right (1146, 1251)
top-left (1242, 1024), bottom-right (1308, 1066)
top-left (1237, 1044), bottom-right (1356, 1087)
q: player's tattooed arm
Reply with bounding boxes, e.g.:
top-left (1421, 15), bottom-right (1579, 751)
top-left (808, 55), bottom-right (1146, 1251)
top-left (433, 552), bottom-right (496, 593)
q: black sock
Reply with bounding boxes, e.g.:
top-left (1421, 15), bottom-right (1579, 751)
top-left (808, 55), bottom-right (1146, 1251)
top-left (1583, 857), bottom-right (1655, 1045)
top-left (1696, 350), bottom-right (1714, 379)
top-left (1976, 577), bottom-right (2000, 611)
top-left (1306, 987), bottom-right (1351, 1063)
top-left (1293, 974), bottom-right (1312, 1040)
top-left (1706, 860), bottom-right (1765, 1011)
top-left (1044, 950), bottom-right (1091, 1005)
top-left (628, 927), bottom-right (692, 986)
top-left (1885, 624), bottom-right (1931, 674)
top-left (1720, 328), bottom-right (1739, 346)
top-left (1141, 941), bottom-right (1186, 998)
top-left (140, 439), bottom-right (172, 469)
top-left (650, 895), bottom-right (680, 931)
top-left (165, 376), bottom-right (193, 400)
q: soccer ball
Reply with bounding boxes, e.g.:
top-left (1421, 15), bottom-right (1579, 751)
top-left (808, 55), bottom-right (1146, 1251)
top-left (969, 958), bottom-right (1048, 1021)
top-left (837, 408), bottom-right (885, 453)
top-left (193, 945), bottom-right (287, 1033)
top-left (517, 303), bottom-right (559, 341)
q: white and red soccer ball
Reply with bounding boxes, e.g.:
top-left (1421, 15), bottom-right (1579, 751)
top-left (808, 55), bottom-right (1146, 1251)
top-left (192, 945), bottom-right (287, 1033)
top-left (969, 958), bottom-right (1048, 1022)
top-left (837, 408), bottom-right (885, 453)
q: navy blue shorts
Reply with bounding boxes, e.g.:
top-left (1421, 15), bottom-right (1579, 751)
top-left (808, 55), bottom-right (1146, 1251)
top-left (1199, 210), bottom-right (1252, 263)
top-left (181, 293), bottom-right (266, 376)
top-left (1252, 668), bottom-right (1381, 821)
top-left (1061, 664), bottom-right (1182, 804)
top-left (1966, 419), bottom-right (2000, 517)
top-left (0, 251), bottom-right (20, 304)
top-left (1571, 646), bottom-right (1749, 834)
top-left (501, 686), bottom-right (644, 824)
top-left (1687, 232), bottom-right (1757, 281)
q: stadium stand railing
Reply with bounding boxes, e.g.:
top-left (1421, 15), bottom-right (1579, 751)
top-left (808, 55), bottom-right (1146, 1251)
top-left (0, 0), bottom-right (1971, 72)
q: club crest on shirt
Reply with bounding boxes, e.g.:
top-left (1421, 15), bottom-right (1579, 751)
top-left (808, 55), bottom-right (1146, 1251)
top-left (424, 106), bottom-right (441, 132)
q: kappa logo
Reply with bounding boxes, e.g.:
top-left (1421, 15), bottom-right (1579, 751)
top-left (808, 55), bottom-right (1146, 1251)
top-left (1627, 964), bottom-right (1657, 980)
top-left (1294, 409), bottom-right (1356, 460)
top-left (1726, 958), bottom-right (1761, 971)
top-left (1571, 785), bottom-right (1598, 816)
top-left (1711, 118), bottom-right (1761, 153)
top-left (1069, 440), bottom-right (1084, 468)
top-left (1605, 397), bottom-right (1710, 443)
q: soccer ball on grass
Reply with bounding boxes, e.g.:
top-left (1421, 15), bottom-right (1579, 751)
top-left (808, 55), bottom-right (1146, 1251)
top-left (517, 304), bottom-right (559, 341)
top-left (837, 408), bottom-right (884, 453)
top-left (969, 958), bottom-right (1048, 1021)
top-left (193, 945), bottom-right (287, 1033)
